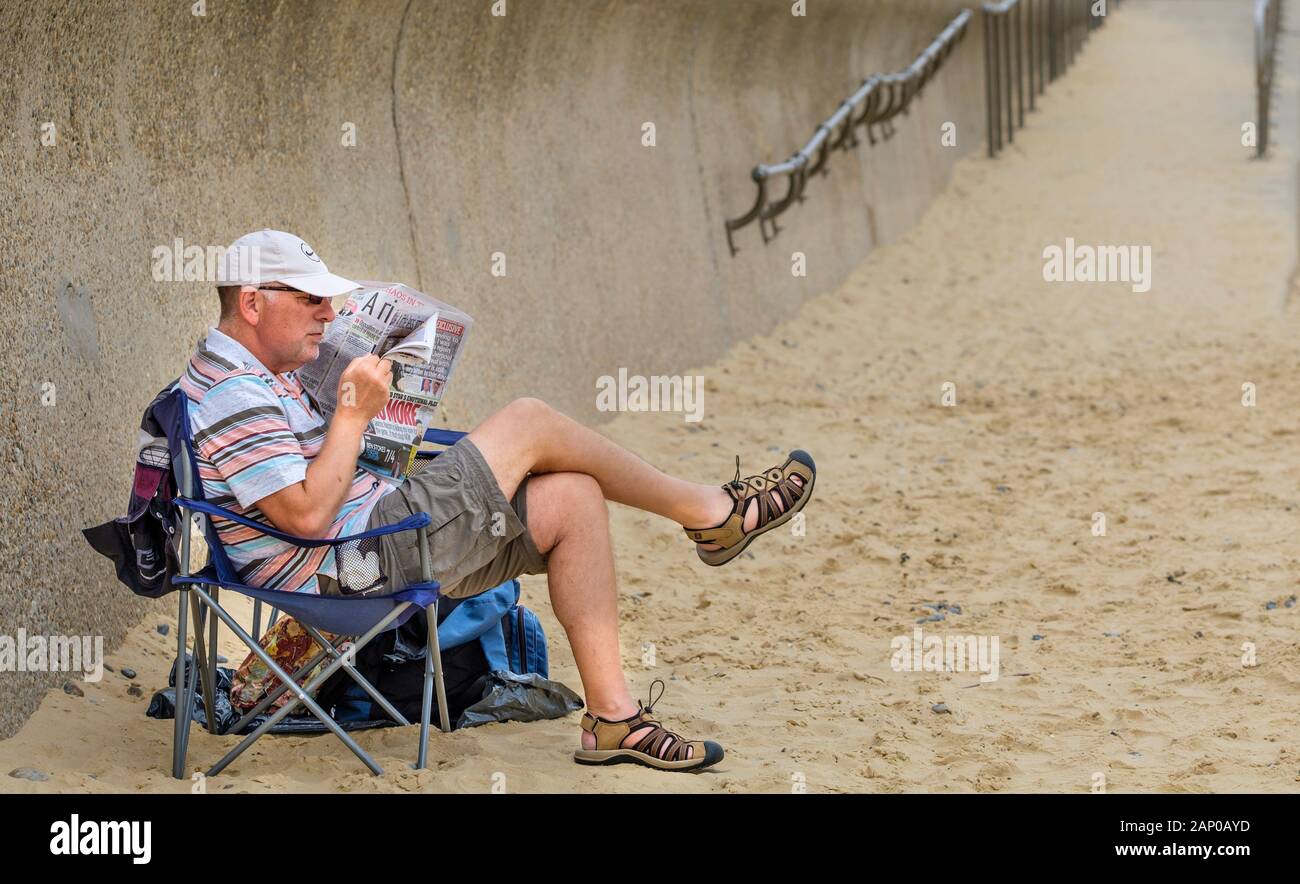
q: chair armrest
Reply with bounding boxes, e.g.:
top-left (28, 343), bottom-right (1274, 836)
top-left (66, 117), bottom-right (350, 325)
top-left (416, 428), bottom-right (469, 459)
top-left (423, 427), bottom-right (468, 446)
top-left (174, 497), bottom-right (431, 549)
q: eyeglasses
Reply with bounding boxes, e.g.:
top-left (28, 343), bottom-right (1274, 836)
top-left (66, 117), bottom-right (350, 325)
top-left (257, 286), bottom-right (327, 306)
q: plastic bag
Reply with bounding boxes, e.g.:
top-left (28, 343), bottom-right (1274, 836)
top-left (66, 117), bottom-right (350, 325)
top-left (456, 670), bottom-right (584, 729)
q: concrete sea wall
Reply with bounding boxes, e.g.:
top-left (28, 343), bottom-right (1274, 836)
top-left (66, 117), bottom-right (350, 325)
top-left (0, 0), bottom-right (983, 736)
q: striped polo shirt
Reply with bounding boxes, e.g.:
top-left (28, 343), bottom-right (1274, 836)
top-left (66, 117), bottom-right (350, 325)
top-left (181, 327), bottom-right (397, 594)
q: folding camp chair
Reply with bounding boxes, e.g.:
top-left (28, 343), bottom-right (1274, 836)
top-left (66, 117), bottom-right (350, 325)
top-left (161, 386), bottom-right (471, 779)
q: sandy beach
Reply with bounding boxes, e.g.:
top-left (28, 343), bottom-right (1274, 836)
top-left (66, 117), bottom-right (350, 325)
top-left (4, 0), bottom-right (1299, 793)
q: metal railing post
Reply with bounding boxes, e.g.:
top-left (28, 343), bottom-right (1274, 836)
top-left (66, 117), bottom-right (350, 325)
top-left (1028, 0), bottom-right (1037, 108)
top-left (981, 0), bottom-right (1113, 158)
top-left (985, 8), bottom-right (996, 156)
top-left (1003, 11), bottom-right (1013, 143)
top-left (1015, 0), bottom-right (1025, 127)
top-left (1046, 0), bottom-right (1054, 82)
top-left (1256, 0), bottom-right (1281, 158)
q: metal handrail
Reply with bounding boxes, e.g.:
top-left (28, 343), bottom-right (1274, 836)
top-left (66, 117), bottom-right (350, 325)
top-left (1256, 0), bottom-right (1283, 157)
top-left (724, 9), bottom-right (973, 256)
top-left (985, 0), bottom-right (1118, 158)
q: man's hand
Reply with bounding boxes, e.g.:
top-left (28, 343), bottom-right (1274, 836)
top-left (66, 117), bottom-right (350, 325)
top-left (337, 354), bottom-right (392, 423)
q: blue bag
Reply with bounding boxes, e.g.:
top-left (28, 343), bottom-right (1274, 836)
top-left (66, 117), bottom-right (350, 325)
top-left (444, 579), bottom-right (547, 678)
top-left (324, 578), bottom-right (552, 725)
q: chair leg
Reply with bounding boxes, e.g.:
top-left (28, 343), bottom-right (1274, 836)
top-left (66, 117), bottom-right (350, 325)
top-left (172, 588), bottom-right (194, 779)
top-left (196, 587), bottom-right (405, 777)
top-left (431, 599), bottom-right (450, 735)
top-left (418, 605), bottom-right (435, 770)
top-left (417, 602), bottom-right (451, 768)
top-left (206, 585), bottom-right (220, 731)
top-left (416, 525), bottom-right (451, 739)
top-left (189, 592), bottom-right (216, 733)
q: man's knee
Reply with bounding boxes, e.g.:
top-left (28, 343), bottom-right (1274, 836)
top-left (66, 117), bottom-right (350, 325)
top-left (473, 397), bottom-right (554, 465)
top-left (533, 471), bottom-right (604, 517)
top-left (526, 472), bottom-right (606, 552)
top-left (501, 396), bottom-right (553, 425)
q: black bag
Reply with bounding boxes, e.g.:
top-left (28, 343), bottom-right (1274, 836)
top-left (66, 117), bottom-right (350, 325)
top-left (315, 597), bottom-right (488, 729)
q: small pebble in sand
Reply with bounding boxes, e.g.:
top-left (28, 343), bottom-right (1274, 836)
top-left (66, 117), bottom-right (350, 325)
top-left (917, 614), bottom-right (945, 623)
top-left (217, 655), bottom-right (228, 664)
top-left (1103, 631), bottom-right (1121, 637)
top-left (62, 682), bottom-right (83, 697)
top-left (995, 485), bottom-right (1011, 493)
top-left (103, 663), bottom-right (114, 673)
top-left (1265, 601), bottom-right (1278, 610)
top-left (8, 768), bottom-right (48, 782)
top-left (1032, 634), bottom-right (1044, 641)
top-left (1285, 595), bottom-right (1297, 608)
top-left (121, 667), bottom-right (137, 679)
top-left (127, 685), bottom-right (143, 697)
top-left (931, 703), bottom-right (950, 714)
top-left (157, 624), bottom-right (170, 636)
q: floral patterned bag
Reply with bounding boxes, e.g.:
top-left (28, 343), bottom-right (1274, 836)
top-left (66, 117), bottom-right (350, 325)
top-left (229, 616), bottom-right (347, 711)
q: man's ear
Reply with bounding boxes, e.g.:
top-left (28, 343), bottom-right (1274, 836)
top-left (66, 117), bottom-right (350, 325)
top-left (238, 286), bottom-right (263, 327)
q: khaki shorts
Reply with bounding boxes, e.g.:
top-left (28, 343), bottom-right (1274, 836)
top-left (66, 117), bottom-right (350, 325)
top-left (367, 437), bottom-right (548, 599)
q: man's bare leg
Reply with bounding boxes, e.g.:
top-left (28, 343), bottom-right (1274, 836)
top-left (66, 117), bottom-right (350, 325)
top-left (523, 470), bottom-right (696, 756)
top-left (468, 398), bottom-right (721, 524)
top-left (466, 397), bottom-right (801, 543)
top-left (466, 398), bottom-right (807, 761)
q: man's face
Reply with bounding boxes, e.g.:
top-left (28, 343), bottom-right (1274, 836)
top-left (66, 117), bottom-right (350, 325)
top-left (249, 284), bottom-right (337, 372)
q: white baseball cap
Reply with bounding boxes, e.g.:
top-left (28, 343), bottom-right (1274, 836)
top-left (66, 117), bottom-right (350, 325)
top-left (218, 229), bottom-right (360, 298)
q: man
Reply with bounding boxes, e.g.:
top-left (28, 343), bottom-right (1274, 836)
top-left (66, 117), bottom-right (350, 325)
top-left (185, 229), bottom-right (816, 772)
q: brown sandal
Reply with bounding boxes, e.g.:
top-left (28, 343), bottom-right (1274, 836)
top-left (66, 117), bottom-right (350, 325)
top-left (683, 450), bottom-right (816, 566)
top-left (574, 680), bottom-right (724, 772)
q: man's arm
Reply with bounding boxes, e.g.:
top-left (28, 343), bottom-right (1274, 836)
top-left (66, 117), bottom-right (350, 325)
top-left (255, 354), bottom-right (392, 538)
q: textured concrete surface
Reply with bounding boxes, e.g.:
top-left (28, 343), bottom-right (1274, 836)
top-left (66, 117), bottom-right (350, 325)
top-left (0, 0), bottom-right (982, 737)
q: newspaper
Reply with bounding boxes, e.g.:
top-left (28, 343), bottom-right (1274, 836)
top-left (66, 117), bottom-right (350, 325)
top-left (298, 282), bottom-right (473, 481)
